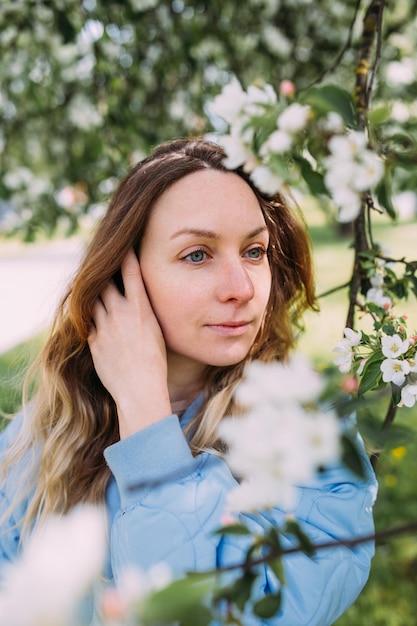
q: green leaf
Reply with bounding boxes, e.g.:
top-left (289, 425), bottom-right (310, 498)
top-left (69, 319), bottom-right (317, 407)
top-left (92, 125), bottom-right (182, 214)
top-left (268, 556), bottom-right (286, 585)
top-left (369, 103), bottom-right (392, 127)
top-left (375, 174), bottom-right (397, 219)
top-left (341, 434), bottom-right (367, 479)
top-left (139, 574), bottom-right (216, 625)
top-left (215, 572), bottom-right (257, 612)
top-left (264, 525), bottom-right (283, 551)
top-left (301, 84), bottom-right (357, 127)
top-left (392, 384), bottom-right (402, 406)
top-left (293, 155), bottom-right (328, 195)
top-left (358, 349), bottom-right (384, 396)
top-left (285, 520), bottom-right (315, 556)
top-left (215, 523), bottom-right (252, 536)
top-left (253, 592), bottom-right (282, 619)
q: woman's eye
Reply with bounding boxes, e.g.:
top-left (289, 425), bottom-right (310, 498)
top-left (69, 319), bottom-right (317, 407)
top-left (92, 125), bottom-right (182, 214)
top-left (184, 249), bottom-right (207, 263)
top-left (245, 246), bottom-right (267, 260)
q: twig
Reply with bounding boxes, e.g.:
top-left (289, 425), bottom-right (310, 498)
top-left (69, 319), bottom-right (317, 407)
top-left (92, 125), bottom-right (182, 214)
top-left (317, 281), bottom-right (351, 299)
top-left (207, 517), bottom-right (417, 575)
top-left (305, 0), bottom-right (363, 89)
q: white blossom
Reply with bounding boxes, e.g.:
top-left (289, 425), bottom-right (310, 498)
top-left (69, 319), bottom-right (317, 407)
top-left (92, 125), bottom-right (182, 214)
top-left (250, 165), bottom-right (283, 195)
top-left (343, 327), bottom-right (362, 346)
top-left (260, 129), bottom-right (293, 156)
top-left (277, 103), bottom-right (310, 134)
top-left (401, 383), bottom-right (417, 408)
top-left (366, 287), bottom-right (392, 308)
top-left (324, 157), bottom-right (358, 191)
top-left (246, 83), bottom-right (277, 114)
top-left (324, 130), bottom-right (383, 222)
top-left (408, 355), bottom-right (417, 372)
top-left (370, 271), bottom-right (385, 288)
top-left (210, 77), bottom-right (248, 124)
top-left (328, 131), bottom-right (367, 158)
top-left (320, 112), bottom-right (344, 134)
top-left (217, 131), bottom-right (252, 169)
top-left (235, 355), bottom-right (323, 408)
top-left (351, 152), bottom-right (384, 192)
top-left (381, 334), bottom-right (409, 358)
top-left (218, 357), bottom-right (340, 513)
top-left (334, 188), bottom-right (362, 222)
top-left (332, 328), bottom-right (362, 373)
top-left (0, 506), bottom-right (107, 626)
top-left (333, 339), bottom-right (354, 373)
top-left (380, 358), bottom-right (410, 386)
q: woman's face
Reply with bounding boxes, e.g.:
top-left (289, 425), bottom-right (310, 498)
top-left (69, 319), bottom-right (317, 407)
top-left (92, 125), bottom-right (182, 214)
top-left (139, 169), bottom-right (272, 378)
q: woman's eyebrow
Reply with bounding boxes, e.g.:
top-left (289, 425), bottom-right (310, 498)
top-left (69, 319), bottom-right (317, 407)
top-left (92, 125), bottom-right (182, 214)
top-left (170, 225), bottom-right (268, 240)
top-left (170, 228), bottom-right (218, 240)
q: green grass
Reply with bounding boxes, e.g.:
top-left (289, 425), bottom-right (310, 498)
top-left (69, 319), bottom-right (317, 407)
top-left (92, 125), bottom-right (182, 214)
top-left (0, 332), bottom-right (45, 422)
top-left (0, 212), bottom-right (416, 624)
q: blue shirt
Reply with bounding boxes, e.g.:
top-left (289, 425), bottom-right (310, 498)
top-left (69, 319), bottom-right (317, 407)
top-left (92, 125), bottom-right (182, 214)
top-left (0, 398), bottom-right (377, 625)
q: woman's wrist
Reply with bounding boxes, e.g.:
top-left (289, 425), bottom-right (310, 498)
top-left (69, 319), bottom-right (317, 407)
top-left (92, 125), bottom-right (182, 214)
top-left (116, 392), bottom-right (172, 439)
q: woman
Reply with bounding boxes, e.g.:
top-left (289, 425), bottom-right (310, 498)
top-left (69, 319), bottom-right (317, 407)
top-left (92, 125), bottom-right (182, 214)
top-left (0, 139), bottom-right (376, 624)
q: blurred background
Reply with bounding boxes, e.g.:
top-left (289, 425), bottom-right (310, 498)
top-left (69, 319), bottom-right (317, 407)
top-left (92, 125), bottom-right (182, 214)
top-left (1, 1), bottom-right (417, 624)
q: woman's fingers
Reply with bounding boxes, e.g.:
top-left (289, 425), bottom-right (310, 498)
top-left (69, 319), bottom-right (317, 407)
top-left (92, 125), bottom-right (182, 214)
top-left (120, 249), bottom-right (146, 305)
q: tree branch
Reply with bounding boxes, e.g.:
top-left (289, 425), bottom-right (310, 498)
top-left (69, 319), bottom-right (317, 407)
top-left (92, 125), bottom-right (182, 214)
top-left (208, 517), bottom-right (417, 575)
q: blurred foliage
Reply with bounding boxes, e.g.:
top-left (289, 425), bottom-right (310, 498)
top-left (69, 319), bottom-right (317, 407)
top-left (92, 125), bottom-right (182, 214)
top-left (1, 0), bottom-right (417, 238)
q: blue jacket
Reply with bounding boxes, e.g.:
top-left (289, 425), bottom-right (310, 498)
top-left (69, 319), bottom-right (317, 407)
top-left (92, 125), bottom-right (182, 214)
top-left (0, 397), bottom-right (377, 625)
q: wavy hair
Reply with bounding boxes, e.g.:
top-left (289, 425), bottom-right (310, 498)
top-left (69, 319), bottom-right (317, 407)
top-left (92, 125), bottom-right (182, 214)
top-left (0, 139), bottom-right (317, 538)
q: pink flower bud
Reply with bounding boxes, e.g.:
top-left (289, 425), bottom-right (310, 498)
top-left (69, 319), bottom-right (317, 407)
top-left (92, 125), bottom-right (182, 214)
top-left (101, 588), bottom-right (128, 621)
top-left (279, 80), bottom-right (296, 97)
top-left (220, 513), bottom-right (238, 526)
top-left (341, 375), bottom-right (359, 394)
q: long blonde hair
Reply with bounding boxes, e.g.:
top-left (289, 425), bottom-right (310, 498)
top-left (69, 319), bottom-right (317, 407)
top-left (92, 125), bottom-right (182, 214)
top-left (0, 139), bottom-right (317, 539)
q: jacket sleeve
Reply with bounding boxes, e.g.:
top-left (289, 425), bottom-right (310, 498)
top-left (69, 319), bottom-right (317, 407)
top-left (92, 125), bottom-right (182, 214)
top-left (104, 413), bottom-right (377, 626)
top-left (0, 416), bottom-right (26, 571)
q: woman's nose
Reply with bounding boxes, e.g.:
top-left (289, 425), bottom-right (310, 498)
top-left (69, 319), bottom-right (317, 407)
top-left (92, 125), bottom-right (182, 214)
top-left (216, 259), bottom-right (255, 303)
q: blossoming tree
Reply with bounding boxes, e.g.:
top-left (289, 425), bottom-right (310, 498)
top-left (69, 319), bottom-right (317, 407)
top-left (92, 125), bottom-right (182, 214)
top-left (1, 0), bottom-right (417, 624)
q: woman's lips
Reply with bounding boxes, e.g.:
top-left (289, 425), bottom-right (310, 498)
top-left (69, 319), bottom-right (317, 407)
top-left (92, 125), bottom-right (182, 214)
top-left (205, 321), bottom-right (252, 337)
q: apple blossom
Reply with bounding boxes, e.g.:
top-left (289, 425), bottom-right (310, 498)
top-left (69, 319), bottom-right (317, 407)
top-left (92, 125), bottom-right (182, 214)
top-left (217, 131), bottom-right (252, 169)
top-left (246, 82), bottom-right (277, 114)
top-left (370, 271), bottom-right (385, 288)
top-left (381, 334), bottom-right (409, 358)
top-left (328, 131), bottom-right (367, 158)
top-left (260, 128), bottom-right (293, 156)
top-left (210, 77), bottom-right (248, 125)
top-left (250, 164), bottom-right (283, 195)
top-left (380, 358), bottom-right (411, 386)
top-left (366, 287), bottom-right (392, 308)
top-left (351, 151), bottom-right (384, 192)
top-left (407, 356), bottom-right (417, 372)
top-left (234, 354), bottom-right (324, 408)
top-left (320, 111), bottom-right (344, 133)
top-left (401, 383), bottom-right (417, 408)
top-left (218, 357), bottom-right (340, 513)
top-left (277, 102), bottom-right (310, 134)
top-left (333, 340), bottom-right (355, 373)
top-left (343, 327), bottom-right (363, 346)
top-left (0, 506), bottom-right (107, 626)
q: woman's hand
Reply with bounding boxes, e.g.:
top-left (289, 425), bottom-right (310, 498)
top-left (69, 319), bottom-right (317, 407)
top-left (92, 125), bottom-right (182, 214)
top-left (88, 249), bottom-right (172, 439)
